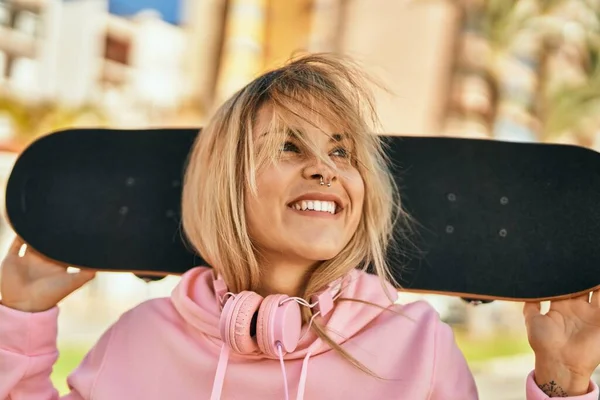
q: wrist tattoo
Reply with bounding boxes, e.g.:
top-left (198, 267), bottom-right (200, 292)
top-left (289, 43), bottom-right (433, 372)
top-left (537, 381), bottom-right (567, 397)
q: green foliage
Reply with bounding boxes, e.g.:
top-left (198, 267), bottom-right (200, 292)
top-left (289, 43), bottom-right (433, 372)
top-left (0, 94), bottom-right (108, 144)
top-left (51, 343), bottom-right (89, 395)
top-left (459, 0), bottom-right (600, 141)
top-left (453, 329), bottom-right (532, 364)
top-left (541, 14), bottom-right (600, 139)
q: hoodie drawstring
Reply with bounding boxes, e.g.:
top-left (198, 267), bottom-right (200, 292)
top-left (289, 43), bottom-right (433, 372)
top-left (295, 349), bottom-right (312, 400)
top-left (277, 341), bottom-right (313, 400)
top-left (276, 343), bottom-right (290, 400)
top-left (211, 341), bottom-right (316, 400)
top-left (296, 337), bottom-right (322, 400)
top-left (210, 344), bottom-right (230, 400)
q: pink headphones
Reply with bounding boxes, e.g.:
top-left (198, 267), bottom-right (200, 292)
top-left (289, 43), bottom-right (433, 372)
top-left (213, 276), bottom-right (344, 357)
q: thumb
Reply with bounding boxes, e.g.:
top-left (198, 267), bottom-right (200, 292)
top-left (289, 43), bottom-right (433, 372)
top-left (523, 301), bottom-right (541, 321)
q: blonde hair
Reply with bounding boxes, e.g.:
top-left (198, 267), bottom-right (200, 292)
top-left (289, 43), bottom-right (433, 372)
top-left (182, 53), bottom-right (411, 377)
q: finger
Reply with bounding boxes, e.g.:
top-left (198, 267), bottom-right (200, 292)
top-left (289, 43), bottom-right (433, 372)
top-left (552, 293), bottom-right (589, 307)
top-left (573, 292), bottom-right (591, 303)
top-left (67, 269), bottom-right (96, 290)
top-left (548, 293), bottom-right (590, 314)
top-left (8, 236), bottom-right (25, 255)
top-left (523, 301), bottom-right (541, 320)
top-left (591, 289), bottom-right (600, 307)
top-left (22, 246), bottom-right (65, 267)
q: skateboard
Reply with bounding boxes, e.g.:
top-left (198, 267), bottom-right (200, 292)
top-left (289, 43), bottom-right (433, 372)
top-left (6, 128), bottom-right (600, 302)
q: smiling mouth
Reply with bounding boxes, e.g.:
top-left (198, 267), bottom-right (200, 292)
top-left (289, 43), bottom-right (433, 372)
top-left (287, 199), bottom-right (342, 215)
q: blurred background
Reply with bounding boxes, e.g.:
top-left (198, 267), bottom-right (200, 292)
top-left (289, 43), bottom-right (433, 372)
top-left (0, 0), bottom-right (599, 398)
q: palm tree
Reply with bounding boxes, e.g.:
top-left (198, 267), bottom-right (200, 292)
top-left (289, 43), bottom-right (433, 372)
top-left (446, 0), bottom-right (595, 142)
top-left (534, 1), bottom-right (600, 144)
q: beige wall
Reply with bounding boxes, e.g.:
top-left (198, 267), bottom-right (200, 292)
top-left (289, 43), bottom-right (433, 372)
top-left (338, 0), bottom-right (460, 136)
top-left (264, 0), bottom-right (313, 70)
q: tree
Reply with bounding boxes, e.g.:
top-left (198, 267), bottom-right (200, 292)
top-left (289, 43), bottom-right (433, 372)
top-left (0, 94), bottom-right (108, 148)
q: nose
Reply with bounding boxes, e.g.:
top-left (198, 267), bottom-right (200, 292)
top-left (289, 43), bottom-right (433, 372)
top-left (302, 158), bottom-right (337, 186)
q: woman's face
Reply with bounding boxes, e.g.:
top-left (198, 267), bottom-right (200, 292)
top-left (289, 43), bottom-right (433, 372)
top-left (245, 105), bottom-right (365, 268)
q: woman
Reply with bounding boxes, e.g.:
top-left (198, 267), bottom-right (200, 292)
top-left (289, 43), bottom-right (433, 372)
top-left (0, 54), bottom-right (599, 399)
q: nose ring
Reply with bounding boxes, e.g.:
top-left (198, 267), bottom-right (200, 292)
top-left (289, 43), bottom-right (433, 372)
top-left (319, 176), bottom-right (331, 187)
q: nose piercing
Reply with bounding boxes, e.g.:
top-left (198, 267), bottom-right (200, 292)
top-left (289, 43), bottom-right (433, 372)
top-left (319, 176), bottom-right (331, 187)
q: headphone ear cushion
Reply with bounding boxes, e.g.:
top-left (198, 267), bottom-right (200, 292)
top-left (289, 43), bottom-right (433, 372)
top-left (219, 291), bottom-right (262, 354)
top-left (256, 294), bottom-right (302, 357)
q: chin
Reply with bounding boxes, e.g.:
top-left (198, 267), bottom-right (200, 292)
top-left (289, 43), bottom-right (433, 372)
top-left (294, 244), bottom-right (343, 261)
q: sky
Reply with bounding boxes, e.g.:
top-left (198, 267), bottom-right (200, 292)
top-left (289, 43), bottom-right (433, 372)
top-left (108, 0), bottom-right (183, 25)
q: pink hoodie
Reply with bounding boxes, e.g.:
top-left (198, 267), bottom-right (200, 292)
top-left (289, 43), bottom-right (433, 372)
top-left (0, 266), bottom-right (597, 399)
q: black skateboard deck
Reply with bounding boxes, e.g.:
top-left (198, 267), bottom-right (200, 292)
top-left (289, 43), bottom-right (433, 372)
top-left (5, 128), bottom-right (600, 302)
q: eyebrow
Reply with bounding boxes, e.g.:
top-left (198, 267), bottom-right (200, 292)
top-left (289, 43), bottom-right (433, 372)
top-left (260, 128), bottom-right (346, 142)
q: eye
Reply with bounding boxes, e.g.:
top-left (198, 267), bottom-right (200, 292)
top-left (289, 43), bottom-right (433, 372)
top-left (331, 147), bottom-right (349, 158)
top-left (281, 141), bottom-right (300, 153)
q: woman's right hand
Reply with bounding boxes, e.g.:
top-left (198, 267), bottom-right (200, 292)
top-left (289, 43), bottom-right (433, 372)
top-left (0, 236), bottom-right (96, 313)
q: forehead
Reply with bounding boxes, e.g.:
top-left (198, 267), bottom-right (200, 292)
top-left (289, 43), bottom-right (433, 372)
top-left (254, 103), bottom-right (344, 140)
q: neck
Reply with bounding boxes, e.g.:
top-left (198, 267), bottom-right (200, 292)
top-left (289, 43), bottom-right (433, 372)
top-left (255, 257), bottom-right (318, 298)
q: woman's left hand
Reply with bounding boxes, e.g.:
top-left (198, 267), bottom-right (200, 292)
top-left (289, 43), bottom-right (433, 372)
top-left (524, 290), bottom-right (600, 397)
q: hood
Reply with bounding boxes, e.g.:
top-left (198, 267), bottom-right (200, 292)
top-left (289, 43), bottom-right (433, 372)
top-left (170, 266), bottom-right (397, 400)
top-left (171, 266), bottom-right (396, 359)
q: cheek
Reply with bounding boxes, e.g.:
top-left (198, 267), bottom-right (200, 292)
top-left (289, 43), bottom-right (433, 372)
top-left (244, 191), bottom-right (271, 246)
top-left (244, 168), bottom-right (286, 234)
top-left (346, 170), bottom-right (365, 214)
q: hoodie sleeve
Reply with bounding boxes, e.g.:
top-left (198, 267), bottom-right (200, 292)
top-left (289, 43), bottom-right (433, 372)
top-left (0, 303), bottom-right (114, 400)
top-left (525, 370), bottom-right (599, 399)
top-left (428, 318), bottom-right (479, 400)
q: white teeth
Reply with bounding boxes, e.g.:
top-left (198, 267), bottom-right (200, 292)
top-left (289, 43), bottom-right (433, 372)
top-left (314, 201), bottom-right (322, 211)
top-left (290, 200), bottom-right (337, 214)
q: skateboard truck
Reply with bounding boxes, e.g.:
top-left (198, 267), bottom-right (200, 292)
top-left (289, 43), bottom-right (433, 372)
top-left (461, 298), bottom-right (494, 306)
top-left (135, 274), bottom-right (166, 282)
